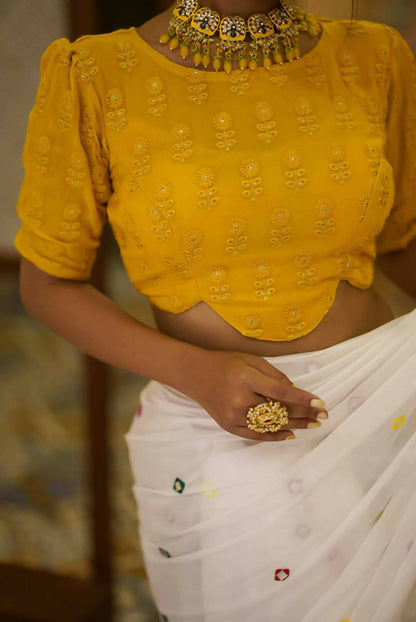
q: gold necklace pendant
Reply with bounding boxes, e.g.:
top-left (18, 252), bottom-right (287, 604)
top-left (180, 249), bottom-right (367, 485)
top-left (159, 0), bottom-right (322, 73)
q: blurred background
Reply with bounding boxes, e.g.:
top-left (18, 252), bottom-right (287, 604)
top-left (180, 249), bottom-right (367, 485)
top-left (1, 1), bottom-right (416, 621)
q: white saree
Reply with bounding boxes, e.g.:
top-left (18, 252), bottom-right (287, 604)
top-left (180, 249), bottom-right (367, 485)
top-left (125, 306), bottom-right (416, 622)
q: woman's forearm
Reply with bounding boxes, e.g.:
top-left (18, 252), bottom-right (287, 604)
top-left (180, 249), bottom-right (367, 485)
top-left (19, 259), bottom-right (204, 395)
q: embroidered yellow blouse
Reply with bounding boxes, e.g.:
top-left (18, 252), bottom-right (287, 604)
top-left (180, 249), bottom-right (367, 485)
top-left (14, 18), bottom-right (416, 341)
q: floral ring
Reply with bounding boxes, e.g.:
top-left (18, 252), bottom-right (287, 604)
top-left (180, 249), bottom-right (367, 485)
top-left (246, 398), bottom-right (289, 434)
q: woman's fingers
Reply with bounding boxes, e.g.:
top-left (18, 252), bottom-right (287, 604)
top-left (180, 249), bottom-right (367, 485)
top-left (235, 427), bottom-right (297, 442)
top-left (247, 367), bottom-right (326, 411)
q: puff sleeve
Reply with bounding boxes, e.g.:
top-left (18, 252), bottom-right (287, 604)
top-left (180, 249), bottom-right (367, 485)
top-left (14, 37), bottom-right (112, 279)
top-left (376, 27), bottom-right (416, 254)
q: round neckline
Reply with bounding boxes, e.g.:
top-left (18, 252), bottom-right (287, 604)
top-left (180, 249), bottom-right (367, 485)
top-left (128, 18), bottom-right (331, 80)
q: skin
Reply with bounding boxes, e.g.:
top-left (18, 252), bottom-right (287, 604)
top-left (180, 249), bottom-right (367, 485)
top-left (19, 1), bottom-right (416, 443)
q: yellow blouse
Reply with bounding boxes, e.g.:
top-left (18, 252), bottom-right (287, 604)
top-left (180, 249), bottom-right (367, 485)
top-left (14, 18), bottom-right (416, 341)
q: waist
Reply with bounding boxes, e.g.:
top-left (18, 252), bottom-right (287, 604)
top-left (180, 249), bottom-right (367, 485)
top-left (152, 280), bottom-right (395, 356)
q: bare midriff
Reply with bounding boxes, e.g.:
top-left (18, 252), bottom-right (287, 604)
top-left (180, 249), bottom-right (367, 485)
top-left (152, 282), bottom-right (394, 356)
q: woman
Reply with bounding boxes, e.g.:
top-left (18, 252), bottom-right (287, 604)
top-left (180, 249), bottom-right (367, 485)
top-left (14, 0), bottom-right (416, 619)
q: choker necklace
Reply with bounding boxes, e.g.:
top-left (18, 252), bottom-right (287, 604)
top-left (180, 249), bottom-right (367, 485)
top-left (159, 0), bottom-right (321, 72)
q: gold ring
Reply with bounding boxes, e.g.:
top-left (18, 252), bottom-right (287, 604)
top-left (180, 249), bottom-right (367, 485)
top-left (246, 398), bottom-right (289, 434)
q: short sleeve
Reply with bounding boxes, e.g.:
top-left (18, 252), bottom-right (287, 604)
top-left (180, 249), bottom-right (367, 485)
top-left (14, 37), bottom-right (112, 279)
top-left (376, 27), bottom-right (416, 255)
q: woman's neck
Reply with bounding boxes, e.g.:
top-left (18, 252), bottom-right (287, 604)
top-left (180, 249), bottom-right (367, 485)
top-left (169, 1), bottom-right (280, 20)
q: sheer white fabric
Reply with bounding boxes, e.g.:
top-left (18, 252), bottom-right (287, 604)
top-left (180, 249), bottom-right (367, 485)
top-left (125, 308), bottom-right (416, 622)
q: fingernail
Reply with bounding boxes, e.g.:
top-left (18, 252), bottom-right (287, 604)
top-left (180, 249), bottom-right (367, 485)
top-left (316, 411), bottom-right (328, 420)
top-left (285, 434), bottom-right (297, 440)
top-left (307, 421), bottom-right (322, 429)
top-left (310, 398), bottom-right (326, 408)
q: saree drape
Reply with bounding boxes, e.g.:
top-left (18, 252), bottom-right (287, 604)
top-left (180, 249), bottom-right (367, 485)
top-left (125, 307), bottom-right (416, 622)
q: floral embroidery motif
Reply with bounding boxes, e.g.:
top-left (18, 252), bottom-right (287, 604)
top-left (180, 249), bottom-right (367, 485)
top-left (314, 198), bottom-right (335, 236)
top-left (200, 481), bottom-right (218, 498)
top-left (170, 295), bottom-right (185, 310)
top-left (357, 193), bottom-right (370, 223)
top-left (183, 229), bottom-right (203, 262)
top-left (33, 77), bottom-right (51, 118)
top-left (377, 173), bottom-right (390, 211)
top-left (33, 135), bottom-right (51, 176)
top-left (226, 217), bottom-right (247, 255)
top-left (57, 42), bottom-right (72, 68)
top-left (295, 524), bottom-right (312, 539)
top-left (393, 415), bottom-right (406, 430)
top-left (146, 76), bottom-right (168, 116)
top-left (229, 71), bottom-right (250, 95)
top-left (74, 48), bottom-right (98, 81)
top-left (332, 96), bottom-right (356, 131)
top-left (285, 304), bottom-right (306, 340)
top-left (196, 167), bottom-right (219, 209)
top-left (79, 109), bottom-right (96, 147)
top-left (163, 256), bottom-right (190, 279)
top-left (149, 182), bottom-right (175, 241)
top-left (364, 98), bottom-right (383, 134)
top-left (255, 101), bottom-right (277, 143)
top-left (252, 260), bottom-right (276, 302)
top-left (24, 192), bottom-right (44, 228)
top-left (173, 478), bottom-right (185, 493)
top-left (187, 70), bottom-right (208, 105)
top-left (65, 152), bottom-right (85, 190)
top-left (275, 569), bottom-right (290, 581)
top-left (375, 44), bottom-right (391, 85)
top-left (269, 64), bottom-right (288, 86)
top-left (271, 208), bottom-right (292, 245)
top-left (347, 21), bottom-right (367, 37)
top-left (240, 158), bottom-right (263, 200)
top-left (294, 253), bottom-right (318, 288)
top-left (304, 53), bottom-right (325, 85)
top-left (57, 91), bottom-right (74, 131)
top-left (288, 478), bottom-right (303, 494)
top-left (213, 112), bottom-right (236, 151)
top-left (171, 123), bottom-right (193, 162)
top-left (327, 145), bottom-right (351, 184)
top-left (208, 265), bottom-right (231, 302)
top-left (125, 213), bottom-right (144, 250)
top-left (241, 312), bottom-right (264, 337)
top-left (129, 135), bottom-right (151, 192)
top-left (366, 144), bottom-right (381, 176)
top-left (105, 88), bottom-right (127, 132)
top-left (60, 204), bottom-right (81, 241)
top-left (295, 98), bottom-right (318, 136)
top-left (319, 289), bottom-right (335, 315)
top-left (21, 230), bottom-right (62, 268)
top-left (338, 51), bottom-right (359, 89)
top-left (284, 149), bottom-right (307, 190)
top-left (91, 165), bottom-right (110, 203)
top-left (117, 42), bottom-right (138, 72)
top-left (335, 249), bottom-right (353, 274)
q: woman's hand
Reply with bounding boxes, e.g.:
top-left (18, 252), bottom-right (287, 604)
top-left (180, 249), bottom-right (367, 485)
top-left (181, 349), bottom-right (328, 442)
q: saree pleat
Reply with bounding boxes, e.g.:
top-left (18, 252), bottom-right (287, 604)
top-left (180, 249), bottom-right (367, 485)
top-left (125, 308), bottom-right (416, 621)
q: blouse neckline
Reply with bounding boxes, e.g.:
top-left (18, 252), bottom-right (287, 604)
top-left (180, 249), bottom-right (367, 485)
top-left (128, 17), bottom-right (331, 81)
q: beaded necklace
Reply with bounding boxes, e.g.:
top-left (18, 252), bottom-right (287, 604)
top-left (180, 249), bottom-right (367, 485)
top-left (159, 0), bottom-right (321, 72)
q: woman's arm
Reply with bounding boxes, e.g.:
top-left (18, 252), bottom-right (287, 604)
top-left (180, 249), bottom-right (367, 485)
top-left (375, 237), bottom-right (416, 300)
top-left (19, 258), bottom-right (326, 441)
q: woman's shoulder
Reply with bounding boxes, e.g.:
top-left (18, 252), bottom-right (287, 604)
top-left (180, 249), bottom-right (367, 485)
top-left (39, 26), bottom-right (139, 70)
top-left (322, 16), bottom-right (399, 48)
